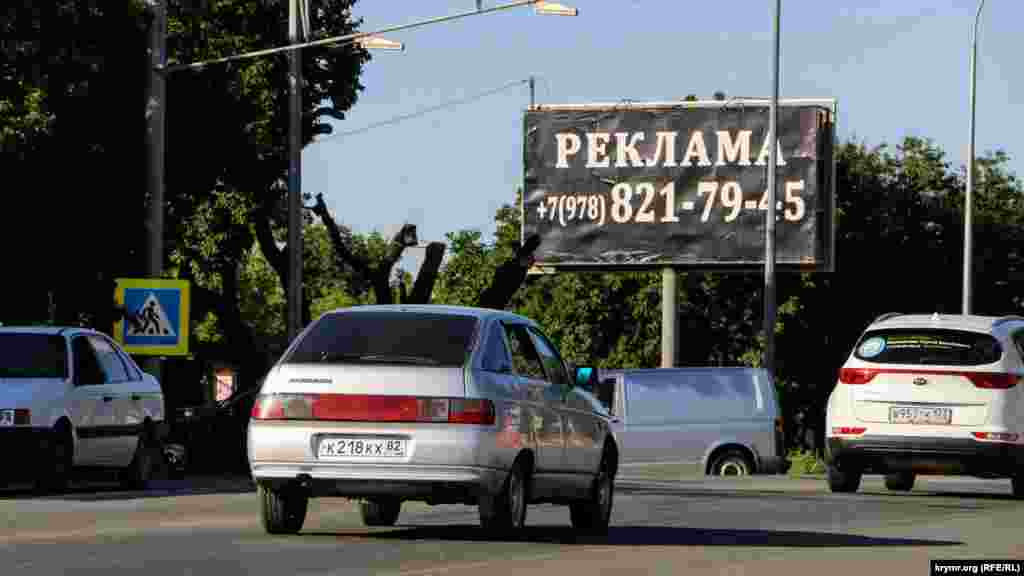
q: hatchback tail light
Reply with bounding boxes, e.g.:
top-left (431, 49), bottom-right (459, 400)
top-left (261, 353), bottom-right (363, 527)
top-left (251, 394), bottom-right (496, 426)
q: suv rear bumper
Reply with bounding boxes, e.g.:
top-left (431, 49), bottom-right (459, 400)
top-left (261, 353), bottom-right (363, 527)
top-left (826, 435), bottom-right (1024, 475)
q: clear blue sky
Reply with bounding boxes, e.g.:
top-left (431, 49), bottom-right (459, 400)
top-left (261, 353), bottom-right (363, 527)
top-left (303, 0), bottom-right (1022, 267)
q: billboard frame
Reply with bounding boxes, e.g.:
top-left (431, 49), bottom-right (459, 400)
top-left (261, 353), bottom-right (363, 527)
top-left (522, 97), bottom-right (838, 274)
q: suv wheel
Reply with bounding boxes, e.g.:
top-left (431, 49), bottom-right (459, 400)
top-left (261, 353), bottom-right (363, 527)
top-left (884, 472), bottom-right (915, 492)
top-left (360, 498), bottom-right (402, 527)
top-left (827, 463), bottom-right (862, 493)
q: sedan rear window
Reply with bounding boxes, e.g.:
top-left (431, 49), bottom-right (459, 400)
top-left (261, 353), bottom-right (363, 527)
top-left (0, 334), bottom-right (68, 379)
top-left (853, 329), bottom-right (1002, 366)
top-left (283, 311), bottom-right (480, 367)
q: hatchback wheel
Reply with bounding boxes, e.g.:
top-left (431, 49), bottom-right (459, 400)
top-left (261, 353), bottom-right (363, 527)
top-left (827, 463), bottom-right (862, 493)
top-left (570, 449), bottom-right (614, 535)
top-left (884, 472), bottom-right (915, 492)
top-left (260, 485), bottom-right (308, 535)
top-left (479, 458), bottom-right (528, 533)
top-left (360, 498), bottom-right (402, 527)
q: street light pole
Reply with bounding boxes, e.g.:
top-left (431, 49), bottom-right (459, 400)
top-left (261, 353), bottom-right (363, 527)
top-left (144, 0), bottom-right (167, 377)
top-left (287, 0), bottom-right (307, 343)
top-left (762, 0), bottom-right (781, 375)
top-left (963, 0), bottom-right (985, 315)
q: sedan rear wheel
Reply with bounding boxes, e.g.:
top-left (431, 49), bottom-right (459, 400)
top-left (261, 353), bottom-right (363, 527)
top-left (570, 448), bottom-right (614, 535)
top-left (260, 485), bottom-right (308, 535)
top-left (479, 458), bottom-right (528, 534)
top-left (827, 463), bottom-right (862, 493)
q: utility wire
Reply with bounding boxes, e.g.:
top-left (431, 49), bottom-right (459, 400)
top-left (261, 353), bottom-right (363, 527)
top-left (313, 78), bottom-right (530, 144)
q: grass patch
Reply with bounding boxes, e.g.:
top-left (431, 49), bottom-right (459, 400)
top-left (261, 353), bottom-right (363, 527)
top-left (786, 449), bottom-right (826, 476)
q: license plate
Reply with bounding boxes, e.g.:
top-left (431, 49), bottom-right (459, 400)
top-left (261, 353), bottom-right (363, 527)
top-left (889, 406), bottom-right (953, 425)
top-left (317, 437), bottom-right (408, 459)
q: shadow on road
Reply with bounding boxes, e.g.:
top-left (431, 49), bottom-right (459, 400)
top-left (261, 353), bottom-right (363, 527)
top-left (308, 524), bottom-right (963, 547)
top-left (0, 477), bottom-right (256, 502)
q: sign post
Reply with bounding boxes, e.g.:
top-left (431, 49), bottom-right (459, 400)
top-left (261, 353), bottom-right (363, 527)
top-left (113, 278), bottom-right (191, 359)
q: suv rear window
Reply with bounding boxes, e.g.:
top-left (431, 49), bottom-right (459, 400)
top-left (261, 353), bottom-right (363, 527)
top-left (0, 334), bottom-right (68, 379)
top-left (853, 328), bottom-right (1003, 366)
top-left (283, 311), bottom-right (480, 367)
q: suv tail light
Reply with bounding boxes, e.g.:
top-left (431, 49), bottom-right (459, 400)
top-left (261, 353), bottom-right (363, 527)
top-left (838, 368), bottom-right (877, 385)
top-left (972, 432), bottom-right (1019, 442)
top-left (965, 373), bottom-right (1020, 389)
top-left (251, 394), bottom-right (496, 426)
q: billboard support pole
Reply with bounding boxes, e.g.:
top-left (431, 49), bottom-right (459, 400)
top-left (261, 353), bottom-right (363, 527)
top-left (661, 267), bottom-right (677, 368)
top-left (762, 0), bottom-right (781, 375)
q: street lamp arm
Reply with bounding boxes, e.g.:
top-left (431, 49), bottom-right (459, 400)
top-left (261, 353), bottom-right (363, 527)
top-left (158, 0), bottom-right (562, 74)
top-left (973, 0), bottom-right (986, 44)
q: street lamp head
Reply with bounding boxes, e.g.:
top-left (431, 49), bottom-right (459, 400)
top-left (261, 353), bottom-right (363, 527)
top-left (534, 2), bottom-right (578, 16)
top-left (356, 35), bottom-right (405, 52)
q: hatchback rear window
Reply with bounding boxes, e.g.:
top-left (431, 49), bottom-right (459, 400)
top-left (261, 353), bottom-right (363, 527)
top-left (853, 329), bottom-right (1002, 366)
top-left (283, 311), bottom-right (480, 367)
top-left (0, 334), bottom-right (68, 379)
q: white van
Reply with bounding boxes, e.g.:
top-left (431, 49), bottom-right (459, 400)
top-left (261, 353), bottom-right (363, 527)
top-left (589, 367), bottom-right (788, 476)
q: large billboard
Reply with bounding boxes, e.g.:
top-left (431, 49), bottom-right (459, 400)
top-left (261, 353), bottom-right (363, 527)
top-left (522, 99), bottom-right (836, 272)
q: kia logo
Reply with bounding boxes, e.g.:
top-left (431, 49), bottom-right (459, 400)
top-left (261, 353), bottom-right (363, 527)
top-left (913, 377), bottom-right (928, 386)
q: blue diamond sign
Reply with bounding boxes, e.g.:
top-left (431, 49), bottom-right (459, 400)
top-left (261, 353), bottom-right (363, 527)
top-left (114, 278), bottom-right (190, 356)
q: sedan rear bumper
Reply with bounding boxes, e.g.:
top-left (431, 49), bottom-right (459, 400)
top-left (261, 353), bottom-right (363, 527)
top-left (251, 462), bottom-right (507, 504)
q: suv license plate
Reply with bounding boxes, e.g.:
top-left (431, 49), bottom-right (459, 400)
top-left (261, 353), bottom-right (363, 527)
top-left (889, 406), bottom-right (953, 425)
top-left (317, 437), bottom-right (408, 459)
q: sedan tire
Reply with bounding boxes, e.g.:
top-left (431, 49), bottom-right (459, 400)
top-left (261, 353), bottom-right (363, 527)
top-left (479, 458), bottom-right (528, 534)
top-left (570, 448), bottom-right (614, 535)
top-left (260, 485), bottom-right (308, 535)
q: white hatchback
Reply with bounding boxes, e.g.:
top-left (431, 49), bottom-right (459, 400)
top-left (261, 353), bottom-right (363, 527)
top-left (825, 313), bottom-right (1024, 496)
top-left (0, 326), bottom-right (166, 491)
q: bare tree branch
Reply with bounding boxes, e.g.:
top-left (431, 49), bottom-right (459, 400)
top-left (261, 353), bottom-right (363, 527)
top-left (408, 241), bottom-right (446, 304)
top-left (476, 233), bottom-right (541, 310)
top-left (310, 192), bottom-right (371, 276)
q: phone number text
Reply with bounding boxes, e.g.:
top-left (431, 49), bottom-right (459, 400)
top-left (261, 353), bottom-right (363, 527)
top-left (535, 180), bottom-right (807, 227)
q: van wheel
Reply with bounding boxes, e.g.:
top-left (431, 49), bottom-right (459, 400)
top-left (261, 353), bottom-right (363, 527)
top-left (260, 485), bottom-right (308, 534)
top-left (479, 458), bottom-right (528, 533)
top-left (570, 448), bottom-right (615, 535)
top-left (827, 463), bottom-right (862, 493)
top-left (360, 498), bottom-right (402, 527)
top-left (884, 472), bottom-right (915, 492)
top-left (710, 450), bottom-right (753, 476)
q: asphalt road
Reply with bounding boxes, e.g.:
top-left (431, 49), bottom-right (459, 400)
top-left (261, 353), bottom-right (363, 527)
top-left (2, 474), bottom-right (1023, 575)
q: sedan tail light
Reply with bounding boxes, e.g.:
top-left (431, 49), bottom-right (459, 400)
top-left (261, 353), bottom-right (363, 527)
top-left (972, 431), bottom-right (1020, 442)
top-left (831, 427), bottom-right (867, 436)
top-left (251, 394), bottom-right (496, 426)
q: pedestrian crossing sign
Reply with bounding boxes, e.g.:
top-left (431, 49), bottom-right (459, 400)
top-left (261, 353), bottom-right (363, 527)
top-left (114, 278), bottom-right (191, 356)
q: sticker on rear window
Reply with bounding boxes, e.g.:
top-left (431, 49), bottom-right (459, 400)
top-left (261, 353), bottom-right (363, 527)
top-left (857, 336), bottom-right (886, 358)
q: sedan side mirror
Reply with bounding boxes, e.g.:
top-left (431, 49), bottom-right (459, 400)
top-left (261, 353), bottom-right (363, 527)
top-left (574, 366), bottom-right (597, 389)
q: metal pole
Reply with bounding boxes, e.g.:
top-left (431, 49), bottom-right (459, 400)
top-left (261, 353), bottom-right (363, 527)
top-left (964, 0), bottom-right (984, 315)
top-left (529, 75), bottom-right (535, 107)
top-left (762, 0), bottom-right (780, 374)
top-left (144, 0), bottom-right (166, 377)
top-left (287, 0), bottom-right (304, 342)
top-left (661, 267), bottom-right (677, 368)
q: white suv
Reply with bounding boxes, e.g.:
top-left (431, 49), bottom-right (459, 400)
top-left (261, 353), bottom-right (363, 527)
top-left (825, 313), bottom-right (1024, 496)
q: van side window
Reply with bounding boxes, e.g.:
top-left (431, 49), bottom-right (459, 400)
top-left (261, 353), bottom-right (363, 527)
top-left (481, 322), bottom-right (513, 373)
top-left (502, 323), bottom-right (547, 381)
top-left (526, 327), bottom-right (571, 387)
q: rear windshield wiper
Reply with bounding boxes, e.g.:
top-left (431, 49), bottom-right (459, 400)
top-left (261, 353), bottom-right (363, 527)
top-left (317, 352), bottom-right (441, 366)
